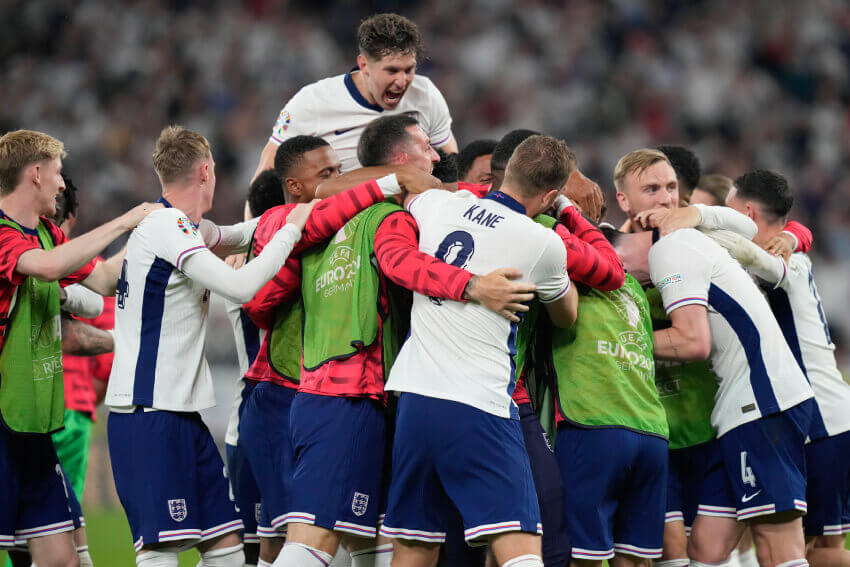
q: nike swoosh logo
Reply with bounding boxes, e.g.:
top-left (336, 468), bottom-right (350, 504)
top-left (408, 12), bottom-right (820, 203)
top-left (741, 490), bottom-right (761, 503)
top-left (334, 127), bottom-right (357, 136)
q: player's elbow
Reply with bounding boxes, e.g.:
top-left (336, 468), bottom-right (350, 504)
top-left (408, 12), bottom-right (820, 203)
top-left (546, 285), bottom-right (578, 328)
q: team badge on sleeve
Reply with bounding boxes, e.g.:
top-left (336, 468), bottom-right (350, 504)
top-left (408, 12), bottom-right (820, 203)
top-left (657, 273), bottom-right (682, 290)
top-left (176, 216), bottom-right (199, 237)
top-left (168, 498), bottom-right (188, 522)
top-left (274, 110), bottom-right (292, 138)
top-left (351, 492), bottom-right (369, 517)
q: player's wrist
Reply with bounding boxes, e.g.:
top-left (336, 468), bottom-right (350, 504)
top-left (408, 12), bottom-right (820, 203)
top-left (377, 173), bottom-right (401, 197)
top-left (554, 195), bottom-right (573, 217)
top-left (462, 275), bottom-right (479, 302)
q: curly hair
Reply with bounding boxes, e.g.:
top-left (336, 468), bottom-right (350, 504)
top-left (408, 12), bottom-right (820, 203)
top-left (358, 13), bottom-right (423, 61)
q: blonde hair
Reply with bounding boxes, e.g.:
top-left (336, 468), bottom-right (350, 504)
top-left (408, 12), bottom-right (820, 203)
top-left (696, 174), bottom-right (734, 206)
top-left (613, 148), bottom-right (671, 193)
top-left (0, 130), bottom-right (66, 195)
top-left (503, 135), bottom-right (576, 198)
top-left (152, 125), bottom-right (211, 184)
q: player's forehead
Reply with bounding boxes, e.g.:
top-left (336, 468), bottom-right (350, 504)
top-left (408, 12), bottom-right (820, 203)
top-left (405, 124), bottom-right (429, 145)
top-left (629, 161), bottom-right (677, 189)
top-left (300, 145), bottom-right (341, 171)
top-left (372, 50), bottom-right (417, 70)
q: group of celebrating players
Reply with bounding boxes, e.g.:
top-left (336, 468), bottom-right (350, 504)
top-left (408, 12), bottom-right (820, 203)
top-left (0, 11), bottom-right (848, 567)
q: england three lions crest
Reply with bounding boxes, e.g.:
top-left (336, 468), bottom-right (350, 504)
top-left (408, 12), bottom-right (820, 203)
top-left (168, 499), bottom-right (188, 522)
top-left (351, 492), bottom-right (369, 517)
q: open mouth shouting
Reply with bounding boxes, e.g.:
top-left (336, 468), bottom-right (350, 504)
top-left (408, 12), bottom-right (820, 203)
top-left (383, 86), bottom-right (406, 107)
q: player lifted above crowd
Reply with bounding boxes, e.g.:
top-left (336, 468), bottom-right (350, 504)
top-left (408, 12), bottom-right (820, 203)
top-left (252, 13), bottom-right (457, 180)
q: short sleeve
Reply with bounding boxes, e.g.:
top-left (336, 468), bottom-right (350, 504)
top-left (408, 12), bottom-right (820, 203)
top-left (0, 225), bottom-right (39, 286)
top-left (649, 232), bottom-right (711, 314)
top-left (269, 88), bottom-right (314, 145)
top-left (531, 231), bottom-right (571, 303)
top-left (146, 211), bottom-right (207, 270)
top-left (422, 77), bottom-right (453, 148)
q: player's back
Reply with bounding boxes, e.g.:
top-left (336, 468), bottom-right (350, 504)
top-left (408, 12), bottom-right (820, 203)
top-left (386, 189), bottom-right (569, 419)
top-left (107, 207), bottom-right (214, 412)
top-left (766, 252), bottom-right (850, 438)
top-left (649, 229), bottom-right (812, 436)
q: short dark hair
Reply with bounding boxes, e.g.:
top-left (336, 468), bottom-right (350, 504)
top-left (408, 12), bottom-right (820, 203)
top-left (358, 13), bottom-right (423, 61)
top-left (733, 169), bottom-right (793, 221)
top-left (432, 148), bottom-right (457, 183)
top-left (248, 169), bottom-right (286, 218)
top-left (599, 225), bottom-right (623, 247)
top-left (54, 172), bottom-right (79, 224)
top-left (491, 129), bottom-right (540, 172)
top-left (273, 136), bottom-right (330, 178)
top-left (656, 144), bottom-right (701, 194)
top-left (357, 115), bottom-right (419, 167)
top-left (457, 139), bottom-right (497, 180)
top-left (503, 135), bottom-right (576, 198)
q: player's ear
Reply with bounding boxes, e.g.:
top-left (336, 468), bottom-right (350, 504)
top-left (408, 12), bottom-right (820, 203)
top-left (285, 177), bottom-right (302, 200)
top-left (356, 54), bottom-right (369, 73)
top-left (615, 191), bottom-right (630, 215)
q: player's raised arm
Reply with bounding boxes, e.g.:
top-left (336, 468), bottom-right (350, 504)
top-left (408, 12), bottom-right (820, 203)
top-left (181, 201), bottom-right (316, 305)
top-left (15, 201), bottom-right (160, 283)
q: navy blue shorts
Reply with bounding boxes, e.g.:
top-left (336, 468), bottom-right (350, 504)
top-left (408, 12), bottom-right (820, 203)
top-left (804, 429), bottom-right (850, 536)
top-left (226, 380), bottom-right (261, 543)
top-left (381, 393), bottom-right (540, 545)
top-left (238, 381), bottom-right (296, 537)
top-left (108, 410), bottom-right (242, 551)
top-left (519, 403), bottom-right (569, 567)
top-left (702, 400), bottom-right (812, 521)
top-left (666, 440), bottom-right (720, 528)
top-left (556, 423), bottom-right (667, 560)
top-left (285, 393), bottom-right (388, 538)
top-left (0, 426), bottom-right (75, 547)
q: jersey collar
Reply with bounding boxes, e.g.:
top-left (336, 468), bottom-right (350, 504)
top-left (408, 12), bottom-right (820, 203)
top-left (157, 196), bottom-right (173, 208)
top-left (345, 68), bottom-right (383, 112)
top-left (0, 209), bottom-right (39, 235)
top-left (482, 191), bottom-right (526, 215)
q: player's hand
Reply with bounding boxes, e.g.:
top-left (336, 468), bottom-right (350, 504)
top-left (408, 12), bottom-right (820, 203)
top-left (763, 232), bottom-right (795, 262)
top-left (634, 206), bottom-right (700, 235)
top-left (225, 253), bottom-right (247, 269)
top-left (285, 199), bottom-right (319, 231)
top-left (565, 170), bottom-right (604, 224)
top-left (124, 202), bottom-right (164, 228)
top-left (395, 164), bottom-right (441, 196)
top-left (463, 268), bottom-right (537, 322)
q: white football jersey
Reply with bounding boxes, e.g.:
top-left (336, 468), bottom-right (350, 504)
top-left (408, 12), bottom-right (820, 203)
top-left (223, 299), bottom-right (265, 446)
top-left (764, 253), bottom-right (850, 438)
top-left (386, 190), bottom-right (570, 419)
top-left (649, 229), bottom-right (813, 436)
top-left (107, 205), bottom-right (214, 412)
top-left (268, 71), bottom-right (453, 172)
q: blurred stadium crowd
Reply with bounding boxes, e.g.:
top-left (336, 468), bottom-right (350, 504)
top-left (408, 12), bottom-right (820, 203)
top-left (2, 0), bottom-right (850, 357)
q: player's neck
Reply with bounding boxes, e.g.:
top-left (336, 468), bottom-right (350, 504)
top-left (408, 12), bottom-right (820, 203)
top-left (161, 185), bottom-right (205, 225)
top-left (754, 222), bottom-right (784, 248)
top-left (350, 70), bottom-right (378, 106)
top-left (0, 186), bottom-right (42, 228)
top-left (497, 185), bottom-right (538, 217)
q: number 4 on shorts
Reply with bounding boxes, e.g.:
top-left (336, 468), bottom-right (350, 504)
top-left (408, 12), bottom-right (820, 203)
top-left (740, 451), bottom-right (757, 488)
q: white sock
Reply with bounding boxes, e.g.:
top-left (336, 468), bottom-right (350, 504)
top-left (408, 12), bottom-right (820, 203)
top-left (690, 561), bottom-right (731, 567)
top-left (273, 543), bottom-right (333, 567)
top-left (738, 549), bottom-right (758, 567)
top-left (503, 555), bottom-right (544, 567)
top-left (136, 549), bottom-right (179, 567)
top-left (330, 544), bottom-right (352, 567)
top-left (258, 560), bottom-right (274, 567)
top-left (655, 561), bottom-right (690, 567)
top-left (77, 546), bottom-right (94, 567)
top-left (350, 544), bottom-right (391, 567)
top-left (776, 560), bottom-right (809, 567)
top-left (199, 544), bottom-right (245, 567)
